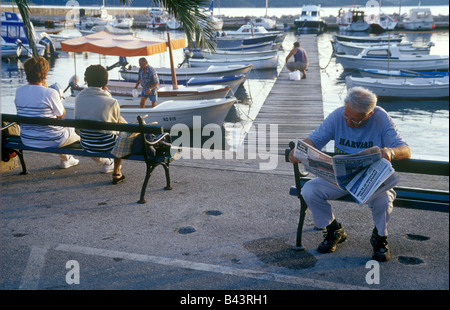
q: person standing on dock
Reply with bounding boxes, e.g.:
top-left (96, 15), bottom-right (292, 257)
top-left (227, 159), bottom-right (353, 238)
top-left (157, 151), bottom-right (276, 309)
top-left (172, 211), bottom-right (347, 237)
top-left (285, 41), bottom-right (309, 79)
top-left (134, 57), bottom-right (159, 108)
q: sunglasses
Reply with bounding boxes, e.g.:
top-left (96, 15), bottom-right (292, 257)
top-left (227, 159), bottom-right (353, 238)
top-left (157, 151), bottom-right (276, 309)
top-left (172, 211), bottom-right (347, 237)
top-left (343, 112), bottom-right (370, 126)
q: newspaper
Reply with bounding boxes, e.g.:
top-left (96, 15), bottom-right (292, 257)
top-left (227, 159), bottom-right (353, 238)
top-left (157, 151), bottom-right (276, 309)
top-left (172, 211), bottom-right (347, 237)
top-left (293, 139), bottom-right (399, 205)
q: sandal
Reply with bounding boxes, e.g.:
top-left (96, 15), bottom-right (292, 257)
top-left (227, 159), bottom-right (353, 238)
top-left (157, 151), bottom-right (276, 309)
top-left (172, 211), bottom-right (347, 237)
top-left (112, 173), bottom-right (125, 185)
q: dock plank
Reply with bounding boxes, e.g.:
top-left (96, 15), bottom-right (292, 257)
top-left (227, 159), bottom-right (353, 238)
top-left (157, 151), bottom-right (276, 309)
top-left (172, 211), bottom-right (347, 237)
top-left (243, 34), bottom-right (324, 155)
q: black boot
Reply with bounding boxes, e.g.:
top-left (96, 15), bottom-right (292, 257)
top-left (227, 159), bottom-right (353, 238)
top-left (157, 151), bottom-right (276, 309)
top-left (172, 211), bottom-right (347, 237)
top-left (318, 220), bottom-right (347, 253)
top-left (370, 227), bottom-right (390, 262)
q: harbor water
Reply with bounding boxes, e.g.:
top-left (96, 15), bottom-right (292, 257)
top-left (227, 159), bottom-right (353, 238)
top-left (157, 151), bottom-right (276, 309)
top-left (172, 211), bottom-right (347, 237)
top-left (1, 25), bottom-right (448, 161)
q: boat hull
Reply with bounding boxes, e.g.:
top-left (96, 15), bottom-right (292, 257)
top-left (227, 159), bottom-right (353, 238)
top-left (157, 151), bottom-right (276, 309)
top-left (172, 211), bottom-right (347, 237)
top-left (345, 76), bottom-right (449, 99)
top-left (358, 69), bottom-right (449, 79)
top-left (188, 55), bottom-right (279, 70)
top-left (336, 55), bottom-right (449, 71)
top-left (64, 97), bottom-right (237, 129)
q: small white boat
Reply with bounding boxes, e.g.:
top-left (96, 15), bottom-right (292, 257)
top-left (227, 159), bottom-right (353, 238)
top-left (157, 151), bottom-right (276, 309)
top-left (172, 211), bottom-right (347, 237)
top-left (402, 7), bottom-right (435, 30)
top-left (64, 97), bottom-right (237, 129)
top-left (188, 54), bottom-right (279, 70)
top-left (294, 4), bottom-right (327, 33)
top-left (167, 16), bottom-right (182, 30)
top-left (1, 37), bottom-right (22, 58)
top-left (112, 17), bottom-right (134, 29)
top-left (364, 0), bottom-right (397, 32)
top-left (147, 16), bottom-right (167, 29)
top-left (332, 33), bottom-right (404, 44)
top-left (120, 64), bottom-right (253, 81)
top-left (345, 75), bottom-right (449, 99)
top-left (358, 68), bottom-right (449, 79)
top-left (336, 9), bottom-right (371, 32)
top-left (251, 17), bottom-right (276, 30)
top-left (79, 4), bottom-right (116, 28)
top-left (70, 82), bottom-right (232, 101)
top-left (335, 45), bottom-right (449, 71)
top-left (332, 41), bottom-right (433, 56)
top-left (200, 49), bottom-right (278, 60)
top-left (186, 42), bottom-right (274, 58)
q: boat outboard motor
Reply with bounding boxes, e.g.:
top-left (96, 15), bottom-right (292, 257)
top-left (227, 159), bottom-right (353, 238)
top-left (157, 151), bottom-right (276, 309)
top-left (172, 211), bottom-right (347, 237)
top-left (38, 34), bottom-right (57, 57)
top-left (63, 75), bottom-right (79, 96)
top-left (49, 82), bottom-right (65, 100)
top-left (106, 56), bottom-right (128, 71)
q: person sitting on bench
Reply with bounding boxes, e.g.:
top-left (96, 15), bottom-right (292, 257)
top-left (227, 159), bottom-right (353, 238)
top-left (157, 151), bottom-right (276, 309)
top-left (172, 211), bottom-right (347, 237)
top-left (74, 64), bottom-right (126, 185)
top-left (14, 56), bottom-right (80, 169)
top-left (289, 87), bottom-right (411, 262)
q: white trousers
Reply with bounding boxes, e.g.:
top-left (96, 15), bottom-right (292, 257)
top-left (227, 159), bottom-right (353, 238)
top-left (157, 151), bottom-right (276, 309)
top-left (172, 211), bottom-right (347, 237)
top-left (58, 128), bottom-right (80, 162)
top-left (301, 178), bottom-right (396, 236)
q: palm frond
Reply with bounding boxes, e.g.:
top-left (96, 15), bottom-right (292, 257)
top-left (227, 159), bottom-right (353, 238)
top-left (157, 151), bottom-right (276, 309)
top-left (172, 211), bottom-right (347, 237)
top-left (14, 0), bottom-right (40, 58)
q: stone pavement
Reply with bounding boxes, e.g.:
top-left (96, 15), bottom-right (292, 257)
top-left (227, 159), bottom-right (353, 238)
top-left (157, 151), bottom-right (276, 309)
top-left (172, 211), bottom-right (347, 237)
top-left (1, 150), bottom-right (448, 294)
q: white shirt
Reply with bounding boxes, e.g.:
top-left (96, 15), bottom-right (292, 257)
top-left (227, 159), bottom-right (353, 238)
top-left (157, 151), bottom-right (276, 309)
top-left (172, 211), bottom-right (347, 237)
top-left (14, 84), bottom-right (69, 148)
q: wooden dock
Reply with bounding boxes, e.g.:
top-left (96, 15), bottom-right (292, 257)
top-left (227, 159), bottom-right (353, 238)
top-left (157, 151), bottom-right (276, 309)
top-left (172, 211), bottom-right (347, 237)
top-left (245, 34), bottom-right (325, 155)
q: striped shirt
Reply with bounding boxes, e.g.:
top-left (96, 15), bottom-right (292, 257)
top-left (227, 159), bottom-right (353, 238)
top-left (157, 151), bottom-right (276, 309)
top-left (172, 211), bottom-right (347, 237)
top-left (14, 84), bottom-right (69, 148)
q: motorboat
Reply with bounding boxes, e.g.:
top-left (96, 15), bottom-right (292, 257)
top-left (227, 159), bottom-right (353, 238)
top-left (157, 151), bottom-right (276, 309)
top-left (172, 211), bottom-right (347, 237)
top-left (336, 8), bottom-right (371, 32)
top-left (215, 34), bottom-right (279, 49)
top-left (294, 4), bottom-right (327, 33)
top-left (1, 37), bottom-right (22, 58)
top-left (332, 40), bottom-right (433, 56)
top-left (332, 33), bottom-right (404, 44)
top-left (200, 49), bottom-right (278, 60)
top-left (358, 68), bottom-right (449, 79)
top-left (147, 15), bottom-right (167, 30)
top-left (402, 7), bottom-right (435, 31)
top-left (79, 4), bottom-right (116, 28)
top-left (186, 42), bottom-right (274, 58)
top-left (335, 45), bottom-right (449, 71)
top-left (64, 97), bottom-right (237, 129)
top-left (70, 82), bottom-right (232, 101)
top-left (119, 64), bottom-right (253, 82)
top-left (79, 25), bottom-right (135, 36)
top-left (222, 25), bottom-right (286, 44)
top-left (158, 75), bottom-right (247, 95)
top-left (251, 17), bottom-right (276, 30)
top-left (1, 11), bottom-right (53, 57)
top-left (345, 75), bottom-right (449, 99)
top-left (188, 54), bottom-right (279, 70)
top-left (364, 0), bottom-right (397, 32)
top-left (112, 16), bottom-right (134, 29)
top-left (167, 16), bottom-right (182, 30)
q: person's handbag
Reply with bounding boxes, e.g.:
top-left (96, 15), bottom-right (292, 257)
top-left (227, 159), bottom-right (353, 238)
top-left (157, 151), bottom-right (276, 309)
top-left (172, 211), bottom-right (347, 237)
top-left (111, 130), bottom-right (140, 158)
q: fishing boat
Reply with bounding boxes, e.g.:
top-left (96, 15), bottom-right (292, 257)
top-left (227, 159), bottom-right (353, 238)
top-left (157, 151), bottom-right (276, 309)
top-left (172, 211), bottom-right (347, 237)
top-left (250, 0), bottom-right (276, 30)
top-left (147, 15), bottom-right (167, 30)
top-left (358, 68), bottom-right (450, 79)
top-left (332, 33), bottom-right (404, 44)
top-left (294, 4), bottom-right (327, 33)
top-left (120, 64), bottom-right (253, 81)
top-left (186, 42), bottom-right (274, 58)
top-left (200, 49), bottom-right (278, 60)
top-left (112, 16), bottom-right (134, 29)
top-left (188, 54), bottom-right (279, 70)
top-left (69, 81), bottom-right (232, 101)
top-left (336, 8), bottom-right (371, 32)
top-left (1, 37), bottom-right (22, 58)
top-left (345, 75), bottom-right (449, 99)
top-left (79, 3), bottom-right (116, 28)
top-left (332, 41), bottom-right (433, 56)
top-left (63, 97), bottom-right (237, 129)
top-left (215, 34), bottom-right (279, 49)
top-left (1, 11), bottom-right (52, 57)
top-left (118, 73), bottom-right (246, 95)
top-left (402, 7), bottom-right (435, 31)
top-left (335, 45), bottom-right (449, 71)
top-left (364, 0), bottom-right (397, 32)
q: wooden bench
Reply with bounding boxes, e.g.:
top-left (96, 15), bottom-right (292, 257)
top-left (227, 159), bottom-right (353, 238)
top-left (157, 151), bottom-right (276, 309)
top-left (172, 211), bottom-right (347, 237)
top-left (2, 113), bottom-right (178, 204)
top-left (285, 141), bottom-right (449, 250)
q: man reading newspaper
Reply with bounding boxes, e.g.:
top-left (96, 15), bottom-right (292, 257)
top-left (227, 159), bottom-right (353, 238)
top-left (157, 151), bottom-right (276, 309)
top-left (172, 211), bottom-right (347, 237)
top-left (289, 87), bottom-right (411, 262)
